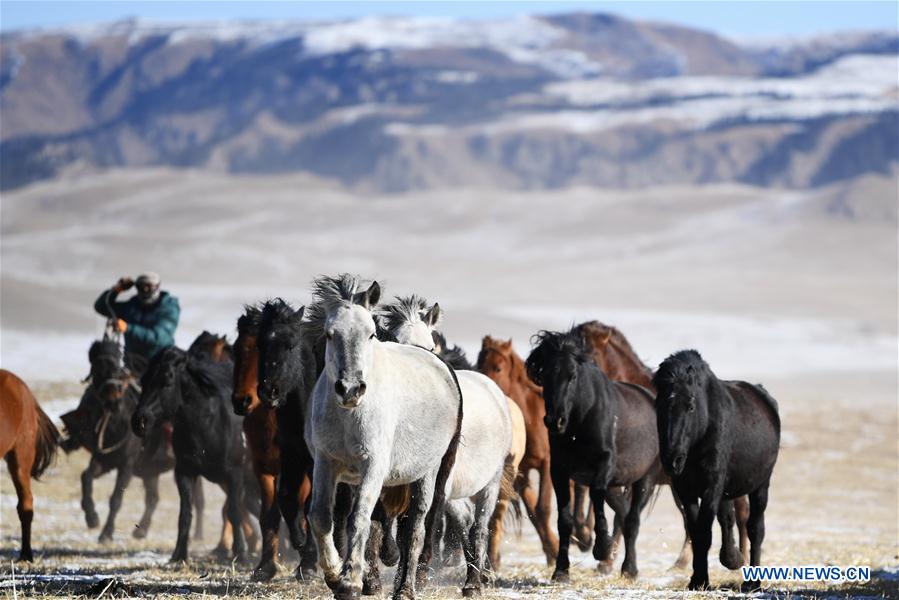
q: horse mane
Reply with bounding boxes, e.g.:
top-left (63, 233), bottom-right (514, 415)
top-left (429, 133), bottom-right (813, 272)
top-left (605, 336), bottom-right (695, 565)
top-left (237, 304), bottom-right (264, 334)
top-left (185, 352), bottom-right (234, 398)
top-left (377, 294), bottom-right (432, 335)
top-left (304, 273), bottom-right (376, 344)
top-left (188, 330), bottom-right (233, 360)
top-left (526, 328), bottom-right (592, 386)
top-left (260, 298), bottom-right (303, 332)
top-left (652, 349), bottom-right (709, 392)
top-left (89, 339), bottom-right (122, 365)
top-left (434, 331), bottom-right (473, 370)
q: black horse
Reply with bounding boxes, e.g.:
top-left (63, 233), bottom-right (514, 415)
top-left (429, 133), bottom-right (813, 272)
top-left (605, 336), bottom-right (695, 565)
top-left (61, 339), bottom-right (205, 542)
top-left (526, 328), bottom-right (661, 581)
top-left (432, 331), bottom-right (474, 371)
top-left (133, 345), bottom-right (252, 563)
top-left (654, 350), bottom-right (780, 591)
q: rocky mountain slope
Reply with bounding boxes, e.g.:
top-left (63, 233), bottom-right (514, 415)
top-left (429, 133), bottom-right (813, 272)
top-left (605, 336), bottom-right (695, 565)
top-left (1, 13), bottom-right (896, 191)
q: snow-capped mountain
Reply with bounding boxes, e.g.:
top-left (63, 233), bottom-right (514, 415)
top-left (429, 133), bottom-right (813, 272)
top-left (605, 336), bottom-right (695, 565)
top-left (1, 12), bottom-right (896, 191)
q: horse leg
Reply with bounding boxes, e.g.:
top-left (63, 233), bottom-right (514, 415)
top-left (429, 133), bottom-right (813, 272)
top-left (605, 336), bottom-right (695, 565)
top-left (212, 504), bottom-right (233, 558)
top-left (5, 451), bottom-right (35, 562)
top-left (735, 495), bottom-right (750, 565)
top-left (192, 478), bottom-right (205, 540)
top-left (99, 464), bottom-right (132, 542)
top-left (572, 483), bottom-right (593, 551)
top-left (741, 483), bottom-right (770, 593)
top-left (80, 457), bottom-right (103, 529)
top-left (297, 472), bottom-right (319, 581)
top-left (225, 473), bottom-right (248, 564)
top-left (717, 499), bottom-right (743, 570)
top-left (308, 458), bottom-right (342, 591)
top-left (536, 462), bottom-right (560, 565)
top-left (686, 485), bottom-right (718, 591)
top-left (463, 477), bottom-right (502, 597)
top-left (597, 486), bottom-right (628, 574)
top-left (393, 476), bottom-right (434, 600)
top-left (620, 476), bottom-right (652, 579)
top-left (442, 501), bottom-right (469, 568)
top-left (336, 473), bottom-right (383, 599)
top-left (363, 504), bottom-right (386, 595)
top-left (134, 475), bottom-right (159, 539)
top-left (171, 469), bottom-right (196, 563)
top-left (252, 471), bottom-right (281, 582)
top-left (378, 509), bottom-right (400, 567)
top-left (279, 453), bottom-right (308, 553)
top-left (669, 486), bottom-right (692, 569)
top-left (486, 494), bottom-right (507, 574)
top-left (333, 482), bottom-right (354, 559)
top-left (549, 459), bottom-right (573, 582)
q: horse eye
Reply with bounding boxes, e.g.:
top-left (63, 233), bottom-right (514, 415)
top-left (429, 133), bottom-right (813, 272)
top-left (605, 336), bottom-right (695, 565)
top-left (369, 332), bottom-right (375, 340)
top-left (493, 366), bottom-right (501, 373)
top-left (326, 332), bottom-right (333, 340)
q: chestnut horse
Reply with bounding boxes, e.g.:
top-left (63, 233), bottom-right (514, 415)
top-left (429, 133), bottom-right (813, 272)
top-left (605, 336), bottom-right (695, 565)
top-left (477, 337), bottom-right (571, 564)
top-left (574, 321), bottom-right (749, 570)
top-left (0, 369), bottom-right (60, 562)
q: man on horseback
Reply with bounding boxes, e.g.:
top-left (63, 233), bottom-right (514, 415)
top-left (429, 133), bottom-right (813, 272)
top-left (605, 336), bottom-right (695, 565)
top-left (94, 272), bottom-right (180, 375)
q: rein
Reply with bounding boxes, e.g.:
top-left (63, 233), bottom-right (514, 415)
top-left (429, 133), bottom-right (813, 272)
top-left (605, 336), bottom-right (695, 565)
top-left (89, 364), bottom-right (141, 456)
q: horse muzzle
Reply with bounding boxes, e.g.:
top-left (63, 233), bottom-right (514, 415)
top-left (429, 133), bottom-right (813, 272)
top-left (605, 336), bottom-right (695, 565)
top-left (335, 379), bottom-right (366, 409)
top-left (669, 453), bottom-right (687, 475)
top-left (257, 382), bottom-right (284, 408)
top-left (132, 412), bottom-right (149, 437)
top-left (232, 393), bottom-right (254, 416)
top-left (543, 414), bottom-right (567, 434)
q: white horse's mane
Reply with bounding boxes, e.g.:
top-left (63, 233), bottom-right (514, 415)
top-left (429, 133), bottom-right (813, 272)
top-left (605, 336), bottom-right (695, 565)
top-left (304, 273), bottom-right (377, 343)
top-left (376, 294), bottom-right (439, 335)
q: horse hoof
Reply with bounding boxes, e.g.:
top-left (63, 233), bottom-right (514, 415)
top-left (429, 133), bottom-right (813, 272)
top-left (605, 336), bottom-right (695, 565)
top-left (98, 530), bottom-right (114, 544)
top-left (462, 584), bottom-right (482, 597)
top-left (574, 532), bottom-right (593, 552)
top-left (17, 550), bottom-right (34, 563)
top-left (380, 540), bottom-right (400, 567)
top-left (688, 575), bottom-right (710, 590)
top-left (391, 586), bottom-right (415, 600)
top-left (596, 560), bottom-right (614, 575)
top-left (209, 545), bottom-right (230, 561)
top-left (740, 579), bottom-right (762, 593)
top-left (295, 565), bottom-right (318, 583)
top-left (252, 562), bottom-right (278, 582)
top-left (170, 554), bottom-right (188, 565)
top-left (85, 513), bottom-right (100, 529)
top-left (592, 535), bottom-right (613, 562)
top-left (669, 558), bottom-right (690, 571)
top-left (551, 570), bottom-right (570, 583)
top-left (334, 583), bottom-right (361, 600)
top-left (132, 527), bottom-right (148, 540)
top-left (362, 576), bottom-right (382, 596)
top-left (621, 564), bottom-right (638, 580)
top-left (720, 546), bottom-right (744, 570)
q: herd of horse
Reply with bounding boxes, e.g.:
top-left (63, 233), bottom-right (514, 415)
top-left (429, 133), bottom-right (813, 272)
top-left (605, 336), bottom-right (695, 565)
top-left (1, 273), bottom-right (781, 598)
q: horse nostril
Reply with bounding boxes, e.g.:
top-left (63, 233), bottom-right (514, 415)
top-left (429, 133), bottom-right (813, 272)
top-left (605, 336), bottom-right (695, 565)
top-left (242, 395), bottom-right (252, 409)
top-left (357, 381), bottom-right (366, 396)
top-left (335, 380), bottom-right (347, 397)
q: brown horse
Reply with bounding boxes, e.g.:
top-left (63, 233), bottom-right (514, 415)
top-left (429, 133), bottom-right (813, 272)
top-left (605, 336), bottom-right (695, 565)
top-left (477, 337), bottom-right (561, 564)
top-left (574, 321), bottom-right (749, 570)
top-left (0, 369), bottom-right (61, 562)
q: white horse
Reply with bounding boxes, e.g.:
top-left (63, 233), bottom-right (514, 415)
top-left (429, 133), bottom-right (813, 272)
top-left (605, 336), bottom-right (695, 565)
top-left (304, 275), bottom-right (463, 600)
top-left (378, 295), bottom-right (515, 595)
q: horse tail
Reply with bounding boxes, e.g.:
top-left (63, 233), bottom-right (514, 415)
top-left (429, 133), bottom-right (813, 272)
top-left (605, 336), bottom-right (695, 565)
top-left (381, 485), bottom-right (411, 517)
top-left (32, 402), bottom-right (61, 479)
top-left (499, 458), bottom-right (522, 534)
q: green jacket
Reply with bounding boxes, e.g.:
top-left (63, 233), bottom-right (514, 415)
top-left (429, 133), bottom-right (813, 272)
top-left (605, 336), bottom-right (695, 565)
top-left (94, 289), bottom-right (180, 359)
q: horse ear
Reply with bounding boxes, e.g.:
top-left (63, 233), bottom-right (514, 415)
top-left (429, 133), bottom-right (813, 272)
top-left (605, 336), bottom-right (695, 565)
top-left (600, 330), bottom-right (612, 346)
top-left (293, 305), bottom-right (305, 323)
top-left (353, 281), bottom-right (381, 308)
top-left (502, 339), bottom-right (513, 349)
top-left (423, 303), bottom-right (441, 327)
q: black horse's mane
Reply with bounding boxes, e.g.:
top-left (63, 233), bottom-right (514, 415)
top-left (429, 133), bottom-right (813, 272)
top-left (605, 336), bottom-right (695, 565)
top-left (237, 304), bottom-right (264, 334)
top-left (260, 298), bottom-right (300, 330)
top-left (89, 339), bottom-right (122, 365)
top-left (185, 353), bottom-right (233, 398)
top-left (652, 349), bottom-right (709, 392)
top-left (433, 331), bottom-right (473, 370)
top-left (526, 327), bottom-right (592, 386)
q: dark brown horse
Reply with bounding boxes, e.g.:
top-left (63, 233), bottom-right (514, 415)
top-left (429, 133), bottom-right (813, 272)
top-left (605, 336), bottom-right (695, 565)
top-left (233, 305), bottom-right (318, 581)
top-left (0, 369), bottom-right (60, 562)
top-left (575, 321), bottom-right (749, 570)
